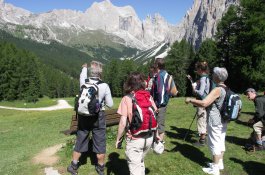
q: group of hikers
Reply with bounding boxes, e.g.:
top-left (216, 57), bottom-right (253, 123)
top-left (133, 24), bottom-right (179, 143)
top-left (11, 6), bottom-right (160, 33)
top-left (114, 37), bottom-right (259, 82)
top-left (66, 58), bottom-right (265, 175)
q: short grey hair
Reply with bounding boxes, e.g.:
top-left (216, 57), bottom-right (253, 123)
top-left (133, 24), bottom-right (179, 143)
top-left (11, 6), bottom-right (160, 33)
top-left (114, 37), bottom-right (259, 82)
top-left (213, 67), bottom-right (228, 82)
top-left (89, 67), bottom-right (102, 77)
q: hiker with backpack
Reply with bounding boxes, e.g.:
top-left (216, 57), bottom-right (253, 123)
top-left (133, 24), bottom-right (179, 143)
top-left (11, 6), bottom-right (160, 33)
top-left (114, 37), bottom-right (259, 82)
top-left (115, 72), bottom-right (160, 175)
top-left (187, 61), bottom-right (211, 146)
top-left (185, 67), bottom-right (230, 175)
top-left (150, 58), bottom-right (178, 143)
top-left (67, 63), bottom-right (113, 175)
top-left (245, 88), bottom-right (265, 151)
top-left (145, 65), bottom-right (156, 91)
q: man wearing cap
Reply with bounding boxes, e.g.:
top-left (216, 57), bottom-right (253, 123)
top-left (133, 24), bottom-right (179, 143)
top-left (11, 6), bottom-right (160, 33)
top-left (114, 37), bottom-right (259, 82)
top-left (67, 63), bottom-right (113, 175)
top-left (245, 88), bottom-right (265, 150)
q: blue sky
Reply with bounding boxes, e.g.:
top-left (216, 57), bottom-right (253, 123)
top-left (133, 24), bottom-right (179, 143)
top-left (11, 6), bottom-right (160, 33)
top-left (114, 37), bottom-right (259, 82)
top-left (4, 0), bottom-right (194, 24)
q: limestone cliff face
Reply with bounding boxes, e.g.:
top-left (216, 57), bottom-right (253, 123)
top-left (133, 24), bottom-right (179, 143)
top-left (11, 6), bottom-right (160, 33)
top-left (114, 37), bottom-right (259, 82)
top-left (175, 0), bottom-right (239, 48)
top-left (0, 0), bottom-right (239, 50)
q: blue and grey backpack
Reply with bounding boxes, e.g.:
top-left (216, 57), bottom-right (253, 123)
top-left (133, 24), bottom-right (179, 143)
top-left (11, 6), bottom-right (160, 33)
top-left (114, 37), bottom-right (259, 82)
top-left (218, 85), bottom-right (242, 121)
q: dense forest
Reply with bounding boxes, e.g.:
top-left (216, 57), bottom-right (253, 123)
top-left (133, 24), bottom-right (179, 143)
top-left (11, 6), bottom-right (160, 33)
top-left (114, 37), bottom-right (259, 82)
top-left (0, 42), bottom-right (79, 101)
top-left (0, 0), bottom-right (264, 101)
top-left (0, 30), bottom-right (100, 78)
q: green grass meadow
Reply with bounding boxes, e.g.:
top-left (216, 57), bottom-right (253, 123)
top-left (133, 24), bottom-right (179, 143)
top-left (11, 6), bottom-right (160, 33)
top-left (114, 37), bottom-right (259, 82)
top-left (0, 96), bottom-right (265, 175)
top-left (0, 96), bottom-right (57, 108)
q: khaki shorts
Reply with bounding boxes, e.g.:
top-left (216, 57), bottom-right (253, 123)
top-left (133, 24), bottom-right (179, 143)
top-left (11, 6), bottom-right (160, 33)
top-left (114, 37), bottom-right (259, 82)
top-left (253, 121), bottom-right (264, 135)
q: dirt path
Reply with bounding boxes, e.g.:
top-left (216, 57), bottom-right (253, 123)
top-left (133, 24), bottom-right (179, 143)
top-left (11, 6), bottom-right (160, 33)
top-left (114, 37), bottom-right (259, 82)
top-left (32, 144), bottom-right (64, 175)
top-left (0, 100), bottom-right (73, 111)
top-left (1, 100), bottom-right (73, 174)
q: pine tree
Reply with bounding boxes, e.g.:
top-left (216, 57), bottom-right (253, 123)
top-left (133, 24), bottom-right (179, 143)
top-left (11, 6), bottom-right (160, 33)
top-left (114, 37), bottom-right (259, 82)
top-left (195, 39), bottom-right (219, 70)
top-left (216, 0), bottom-right (265, 91)
top-left (166, 40), bottom-right (195, 96)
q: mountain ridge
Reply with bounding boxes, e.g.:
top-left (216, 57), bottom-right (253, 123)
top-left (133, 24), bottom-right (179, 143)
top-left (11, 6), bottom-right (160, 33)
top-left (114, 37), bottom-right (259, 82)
top-left (0, 0), bottom-right (239, 60)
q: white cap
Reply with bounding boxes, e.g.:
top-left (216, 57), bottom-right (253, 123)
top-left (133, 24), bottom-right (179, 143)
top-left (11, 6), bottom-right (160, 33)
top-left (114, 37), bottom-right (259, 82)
top-left (153, 141), bottom-right (164, 154)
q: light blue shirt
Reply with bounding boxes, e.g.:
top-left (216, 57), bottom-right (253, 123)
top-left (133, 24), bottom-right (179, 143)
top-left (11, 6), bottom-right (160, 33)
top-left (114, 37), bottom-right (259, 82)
top-left (195, 76), bottom-right (210, 99)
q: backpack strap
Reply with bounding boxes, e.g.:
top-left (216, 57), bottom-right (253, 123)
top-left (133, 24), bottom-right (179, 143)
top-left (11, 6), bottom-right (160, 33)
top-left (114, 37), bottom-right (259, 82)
top-left (212, 85), bottom-right (227, 112)
top-left (96, 80), bottom-right (104, 85)
top-left (203, 76), bottom-right (210, 96)
top-left (125, 94), bottom-right (135, 131)
top-left (85, 78), bottom-right (104, 85)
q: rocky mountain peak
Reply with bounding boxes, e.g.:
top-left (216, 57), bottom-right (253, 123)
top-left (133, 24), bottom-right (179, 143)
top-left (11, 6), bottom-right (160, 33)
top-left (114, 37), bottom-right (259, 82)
top-left (0, 0), bottom-right (239, 53)
top-left (86, 0), bottom-right (113, 13)
top-left (176, 0), bottom-right (239, 48)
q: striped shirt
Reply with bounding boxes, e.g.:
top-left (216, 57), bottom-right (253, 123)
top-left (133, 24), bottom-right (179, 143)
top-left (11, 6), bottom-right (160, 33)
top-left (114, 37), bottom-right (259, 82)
top-left (152, 70), bottom-right (176, 107)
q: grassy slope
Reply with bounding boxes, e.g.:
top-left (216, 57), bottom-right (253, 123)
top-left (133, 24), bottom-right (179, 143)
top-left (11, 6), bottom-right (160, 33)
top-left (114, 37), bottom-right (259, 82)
top-left (0, 96), bottom-right (265, 175)
top-left (0, 97), bottom-right (57, 108)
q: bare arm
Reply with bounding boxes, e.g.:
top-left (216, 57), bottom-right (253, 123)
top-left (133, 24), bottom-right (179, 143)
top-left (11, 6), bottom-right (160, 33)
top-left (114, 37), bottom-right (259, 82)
top-left (104, 85), bottom-right (113, 108)
top-left (116, 115), bottom-right (127, 148)
top-left (185, 87), bottom-right (221, 108)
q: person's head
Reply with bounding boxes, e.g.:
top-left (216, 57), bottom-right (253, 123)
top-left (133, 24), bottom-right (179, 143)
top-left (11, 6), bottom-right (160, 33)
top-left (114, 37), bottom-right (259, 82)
top-left (89, 67), bottom-right (102, 78)
top-left (89, 61), bottom-right (103, 78)
top-left (195, 61), bottom-right (209, 75)
top-left (149, 65), bottom-right (157, 76)
top-left (212, 67), bottom-right (228, 84)
top-left (245, 88), bottom-right (257, 101)
top-left (154, 58), bottom-right (165, 70)
top-left (124, 72), bottom-right (146, 94)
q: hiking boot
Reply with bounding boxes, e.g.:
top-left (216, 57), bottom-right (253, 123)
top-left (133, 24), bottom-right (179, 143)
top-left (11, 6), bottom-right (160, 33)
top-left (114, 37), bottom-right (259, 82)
top-left (67, 161), bottom-right (78, 175)
top-left (193, 139), bottom-right (205, 147)
top-left (95, 164), bottom-right (105, 175)
top-left (202, 164), bottom-right (220, 175)
top-left (254, 144), bottom-right (264, 151)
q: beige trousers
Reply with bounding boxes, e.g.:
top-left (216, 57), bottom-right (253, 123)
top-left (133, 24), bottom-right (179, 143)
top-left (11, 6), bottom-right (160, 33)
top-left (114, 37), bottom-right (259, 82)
top-left (197, 107), bottom-right (207, 135)
top-left (125, 136), bottom-right (153, 175)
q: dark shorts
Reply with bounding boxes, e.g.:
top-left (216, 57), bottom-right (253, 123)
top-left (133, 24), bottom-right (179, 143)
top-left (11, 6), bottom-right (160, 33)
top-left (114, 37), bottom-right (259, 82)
top-left (74, 111), bottom-right (106, 154)
top-left (157, 106), bottom-right (167, 134)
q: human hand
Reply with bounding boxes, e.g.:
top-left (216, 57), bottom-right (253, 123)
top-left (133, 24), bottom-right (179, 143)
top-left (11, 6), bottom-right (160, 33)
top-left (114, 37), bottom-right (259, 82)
top-left (116, 137), bottom-right (123, 149)
top-left (186, 75), bottom-right (193, 82)
top-left (82, 63), bottom-right (87, 68)
top-left (185, 97), bottom-right (192, 104)
top-left (192, 82), bottom-right (197, 89)
top-left (156, 135), bottom-right (161, 141)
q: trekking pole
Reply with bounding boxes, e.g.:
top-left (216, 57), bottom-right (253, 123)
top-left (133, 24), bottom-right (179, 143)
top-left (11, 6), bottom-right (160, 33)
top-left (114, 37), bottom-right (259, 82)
top-left (184, 112), bottom-right (197, 141)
